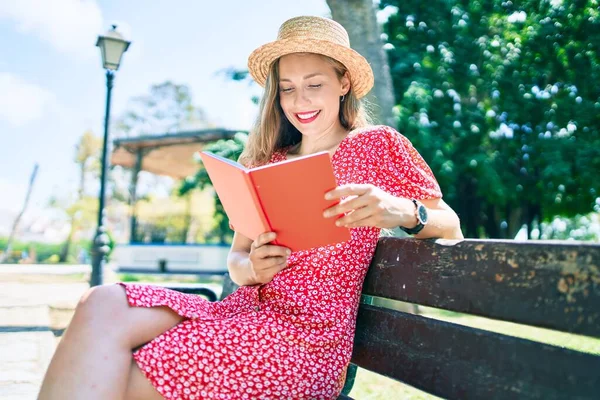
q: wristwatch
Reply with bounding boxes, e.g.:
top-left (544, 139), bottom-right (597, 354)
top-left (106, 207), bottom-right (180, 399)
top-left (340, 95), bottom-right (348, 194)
top-left (400, 199), bottom-right (428, 235)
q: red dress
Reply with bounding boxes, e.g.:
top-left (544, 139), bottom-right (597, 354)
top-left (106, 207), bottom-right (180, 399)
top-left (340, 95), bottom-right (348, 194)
top-left (117, 125), bottom-right (442, 399)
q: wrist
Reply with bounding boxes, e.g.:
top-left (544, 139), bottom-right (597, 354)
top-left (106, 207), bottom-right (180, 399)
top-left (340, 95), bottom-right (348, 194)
top-left (398, 198), bottom-right (428, 235)
top-left (395, 197), bottom-right (419, 228)
top-left (228, 252), bottom-right (257, 286)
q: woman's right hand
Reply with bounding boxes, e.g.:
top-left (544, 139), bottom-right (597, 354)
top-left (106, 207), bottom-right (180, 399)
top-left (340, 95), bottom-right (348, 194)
top-left (248, 232), bottom-right (291, 284)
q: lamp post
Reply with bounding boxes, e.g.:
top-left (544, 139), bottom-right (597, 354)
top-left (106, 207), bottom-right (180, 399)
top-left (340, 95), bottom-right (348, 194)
top-left (91, 25), bottom-right (131, 287)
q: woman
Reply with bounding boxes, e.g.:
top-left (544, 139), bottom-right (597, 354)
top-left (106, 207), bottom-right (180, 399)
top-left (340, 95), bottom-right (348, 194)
top-left (38, 16), bottom-right (463, 400)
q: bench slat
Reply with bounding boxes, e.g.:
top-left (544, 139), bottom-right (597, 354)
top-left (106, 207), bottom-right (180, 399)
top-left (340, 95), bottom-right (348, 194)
top-left (352, 304), bottom-right (600, 400)
top-left (364, 238), bottom-right (600, 337)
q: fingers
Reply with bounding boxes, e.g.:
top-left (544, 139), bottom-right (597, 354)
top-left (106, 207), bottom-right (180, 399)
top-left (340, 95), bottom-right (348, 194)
top-left (335, 205), bottom-right (373, 227)
top-left (253, 244), bottom-right (290, 259)
top-left (252, 265), bottom-right (288, 285)
top-left (248, 232), bottom-right (292, 284)
top-left (266, 256), bottom-right (288, 269)
top-left (323, 194), bottom-right (369, 218)
top-left (252, 232), bottom-right (277, 249)
top-left (325, 184), bottom-right (372, 200)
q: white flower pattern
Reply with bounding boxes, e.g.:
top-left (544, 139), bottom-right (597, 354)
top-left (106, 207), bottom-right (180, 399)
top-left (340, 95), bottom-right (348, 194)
top-left (118, 125), bottom-right (442, 399)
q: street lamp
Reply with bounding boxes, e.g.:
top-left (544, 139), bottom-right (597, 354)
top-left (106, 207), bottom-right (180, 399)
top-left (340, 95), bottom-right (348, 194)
top-left (91, 25), bottom-right (131, 287)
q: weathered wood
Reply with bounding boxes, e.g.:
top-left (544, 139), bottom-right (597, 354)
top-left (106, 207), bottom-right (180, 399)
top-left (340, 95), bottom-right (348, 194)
top-left (340, 363), bottom-right (357, 397)
top-left (169, 238), bottom-right (600, 399)
top-left (352, 305), bottom-right (600, 400)
top-left (364, 238), bottom-right (600, 337)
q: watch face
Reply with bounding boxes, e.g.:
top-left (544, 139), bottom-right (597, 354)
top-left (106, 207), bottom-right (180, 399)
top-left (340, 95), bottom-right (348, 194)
top-left (417, 205), bottom-right (428, 224)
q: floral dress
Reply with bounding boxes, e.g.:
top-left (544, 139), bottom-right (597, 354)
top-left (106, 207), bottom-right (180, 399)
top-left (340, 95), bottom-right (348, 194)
top-left (117, 125), bottom-right (442, 400)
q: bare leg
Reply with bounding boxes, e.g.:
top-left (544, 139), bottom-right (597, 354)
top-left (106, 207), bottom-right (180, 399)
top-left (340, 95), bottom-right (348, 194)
top-left (38, 284), bottom-right (185, 400)
top-left (124, 359), bottom-right (165, 400)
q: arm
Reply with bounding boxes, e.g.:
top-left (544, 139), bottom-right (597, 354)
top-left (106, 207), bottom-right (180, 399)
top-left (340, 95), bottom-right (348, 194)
top-left (228, 231), bottom-right (291, 286)
top-left (393, 196), bottom-right (463, 240)
top-left (324, 184), bottom-right (463, 240)
top-left (227, 232), bottom-right (256, 286)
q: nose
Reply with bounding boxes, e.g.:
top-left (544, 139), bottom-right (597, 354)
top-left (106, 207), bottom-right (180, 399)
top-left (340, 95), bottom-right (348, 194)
top-left (293, 87), bottom-right (311, 108)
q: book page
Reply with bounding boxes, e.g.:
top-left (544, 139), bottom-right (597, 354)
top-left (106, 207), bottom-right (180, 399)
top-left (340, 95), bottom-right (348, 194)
top-left (200, 152), bottom-right (270, 241)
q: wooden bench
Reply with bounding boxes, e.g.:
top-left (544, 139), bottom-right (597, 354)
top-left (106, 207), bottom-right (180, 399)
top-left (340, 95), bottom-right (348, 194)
top-left (174, 237), bottom-right (600, 399)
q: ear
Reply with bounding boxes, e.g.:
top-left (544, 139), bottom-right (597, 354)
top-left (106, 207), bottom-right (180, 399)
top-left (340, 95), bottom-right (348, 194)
top-left (340, 72), bottom-right (351, 96)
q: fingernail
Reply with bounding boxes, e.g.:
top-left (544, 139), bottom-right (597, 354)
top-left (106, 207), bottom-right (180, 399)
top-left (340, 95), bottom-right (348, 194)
top-left (335, 220), bottom-right (341, 226)
top-left (286, 249), bottom-right (291, 255)
top-left (325, 193), bottom-right (332, 200)
top-left (323, 211), bottom-right (329, 218)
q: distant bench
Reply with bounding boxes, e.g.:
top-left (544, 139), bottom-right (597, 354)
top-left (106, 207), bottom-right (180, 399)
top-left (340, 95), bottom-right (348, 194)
top-left (113, 243), bottom-right (230, 301)
top-left (172, 238), bottom-right (600, 399)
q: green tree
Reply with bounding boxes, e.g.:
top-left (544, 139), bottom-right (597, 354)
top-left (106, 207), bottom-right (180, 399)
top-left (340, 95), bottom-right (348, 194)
top-left (327, 0), bottom-right (397, 125)
top-left (115, 81), bottom-right (211, 137)
top-left (113, 81), bottom-right (212, 242)
top-left (74, 130), bottom-right (102, 196)
top-left (56, 131), bottom-right (102, 262)
top-left (179, 132), bottom-right (248, 244)
top-left (379, 0), bottom-right (600, 238)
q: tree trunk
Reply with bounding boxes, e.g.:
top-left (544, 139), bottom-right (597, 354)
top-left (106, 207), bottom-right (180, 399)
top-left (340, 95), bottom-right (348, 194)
top-left (182, 194), bottom-right (192, 243)
top-left (0, 164), bottom-right (38, 263)
top-left (326, 0), bottom-right (396, 126)
top-left (78, 163), bottom-right (85, 197)
top-left (59, 220), bottom-right (75, 263)
top-left (484, 204), bottom-right (500, 238)
top-left (129, 150), bottom-right (143, 243)
top-left (460, 179), bottom-right (479, 238)
top-left (506, 205), bottom-right (524, 239)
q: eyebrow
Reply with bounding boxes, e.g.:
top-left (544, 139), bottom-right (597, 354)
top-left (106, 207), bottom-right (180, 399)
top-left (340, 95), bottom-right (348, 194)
top-left (279, 72), bottom-right (324, 82)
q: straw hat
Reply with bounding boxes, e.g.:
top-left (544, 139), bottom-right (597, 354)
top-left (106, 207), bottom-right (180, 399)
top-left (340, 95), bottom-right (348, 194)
top-left (247, 16), bottom-right (374, 99)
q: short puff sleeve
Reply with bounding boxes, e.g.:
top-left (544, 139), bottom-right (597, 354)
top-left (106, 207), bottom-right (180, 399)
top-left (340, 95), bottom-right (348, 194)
top-left (378, 126), bottom-right (442, 200)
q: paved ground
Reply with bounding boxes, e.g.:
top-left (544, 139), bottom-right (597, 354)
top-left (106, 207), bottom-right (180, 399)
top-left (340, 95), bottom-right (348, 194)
top-left (0, 264), bottom-right (95, 400)
top-left (0, 264), bottom-right (222, 399)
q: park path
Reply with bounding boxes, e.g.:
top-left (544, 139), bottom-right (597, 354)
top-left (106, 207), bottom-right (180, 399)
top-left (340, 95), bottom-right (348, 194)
top-left (0, 264), bottom-right (92, 400)
top-left (0, 264), bottom-right (222, 399)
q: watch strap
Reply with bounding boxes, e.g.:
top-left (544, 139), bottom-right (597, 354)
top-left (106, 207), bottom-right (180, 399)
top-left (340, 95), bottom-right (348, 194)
top-left (400, 199), bottom-right (426, 235)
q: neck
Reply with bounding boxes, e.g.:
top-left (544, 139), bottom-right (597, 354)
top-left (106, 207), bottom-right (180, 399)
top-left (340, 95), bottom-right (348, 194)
top-left (295, 123), bottom-right (348, 156)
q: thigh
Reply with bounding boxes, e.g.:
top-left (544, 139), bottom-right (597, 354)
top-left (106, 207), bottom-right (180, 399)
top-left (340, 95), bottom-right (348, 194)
top-left (114, 284), bottom-right (187, 349)
top-left (124, 358), bottom-right (165, 400)
top-left (77, 283), bottom-right (187, 350)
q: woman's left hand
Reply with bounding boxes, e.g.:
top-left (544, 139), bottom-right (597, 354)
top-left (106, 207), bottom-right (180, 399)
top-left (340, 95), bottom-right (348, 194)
top-left (323, 184), bottom-right (414, 229)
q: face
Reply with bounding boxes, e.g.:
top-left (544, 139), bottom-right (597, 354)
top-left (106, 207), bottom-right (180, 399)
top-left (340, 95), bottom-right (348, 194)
top-left (277, 53), bottom-right (350, 137)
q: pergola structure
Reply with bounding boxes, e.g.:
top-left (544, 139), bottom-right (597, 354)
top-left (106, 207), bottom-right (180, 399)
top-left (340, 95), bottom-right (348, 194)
top-left (110, 128), bottom-right (245, 242)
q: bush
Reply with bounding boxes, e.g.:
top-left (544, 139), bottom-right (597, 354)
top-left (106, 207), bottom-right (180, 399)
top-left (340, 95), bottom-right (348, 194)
top-left (0, 237), bottom-right (95, 264)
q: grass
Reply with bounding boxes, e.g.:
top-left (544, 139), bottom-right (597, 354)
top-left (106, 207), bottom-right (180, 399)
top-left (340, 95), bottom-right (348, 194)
top-left (349, 368), bottom-right (442, 399)
top-left (347, 298), bottom-right (600, 399)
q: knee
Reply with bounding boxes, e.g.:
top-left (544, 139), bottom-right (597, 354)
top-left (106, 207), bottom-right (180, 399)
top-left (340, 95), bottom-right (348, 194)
top-left (76, 284), bottom-right (128, 320)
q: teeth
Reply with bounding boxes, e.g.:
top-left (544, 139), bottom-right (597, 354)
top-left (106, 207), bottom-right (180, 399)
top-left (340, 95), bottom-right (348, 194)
top-left (297, 111), bottom-right (319, 119)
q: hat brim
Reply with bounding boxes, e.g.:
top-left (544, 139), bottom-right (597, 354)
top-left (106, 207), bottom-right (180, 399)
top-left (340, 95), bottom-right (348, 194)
top-left (248, 38), bottom-right (374, 99)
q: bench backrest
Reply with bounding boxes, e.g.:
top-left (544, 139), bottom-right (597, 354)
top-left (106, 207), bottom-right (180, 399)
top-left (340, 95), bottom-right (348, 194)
top-left (352, 238), bottom-right (600, 399)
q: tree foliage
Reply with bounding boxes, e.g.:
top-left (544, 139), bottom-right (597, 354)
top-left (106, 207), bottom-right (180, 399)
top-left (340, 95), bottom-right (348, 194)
top-left (115, 81), bottom-right (211, 137)
top-left (111, 81), bottom-right (214, 242)
top-left (379, 0), bottom-right (600, 238)
top-left (179, 133), bottom-right (248, 244)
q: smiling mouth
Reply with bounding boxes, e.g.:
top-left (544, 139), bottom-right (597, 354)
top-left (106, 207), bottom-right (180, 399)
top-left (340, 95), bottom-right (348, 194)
top-left (295, 110), bottom-right (321, 123)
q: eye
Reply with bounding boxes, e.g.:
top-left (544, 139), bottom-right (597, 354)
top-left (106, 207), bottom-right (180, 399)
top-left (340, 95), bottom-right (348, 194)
top-left (279, 87), bottom-right (293, 93)
top-left (308, 84), bottom-right (322, 89)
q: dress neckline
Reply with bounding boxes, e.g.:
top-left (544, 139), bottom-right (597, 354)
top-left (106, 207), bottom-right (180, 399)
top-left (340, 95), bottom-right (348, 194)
top-left (282, 131), bottom-right (352, 163)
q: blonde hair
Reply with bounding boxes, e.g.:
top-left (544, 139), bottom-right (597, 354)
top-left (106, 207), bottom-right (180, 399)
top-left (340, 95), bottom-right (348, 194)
top-left (239, 54), bottom-right (372, 167)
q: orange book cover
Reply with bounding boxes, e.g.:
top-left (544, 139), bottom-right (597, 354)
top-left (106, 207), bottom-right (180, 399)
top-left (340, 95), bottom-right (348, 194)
top-left (199, 151), bottom-right (351, 252)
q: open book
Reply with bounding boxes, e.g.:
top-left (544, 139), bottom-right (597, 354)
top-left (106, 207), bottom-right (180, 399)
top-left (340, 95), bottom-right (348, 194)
top-left (199, 151), bottom-right (351, 252)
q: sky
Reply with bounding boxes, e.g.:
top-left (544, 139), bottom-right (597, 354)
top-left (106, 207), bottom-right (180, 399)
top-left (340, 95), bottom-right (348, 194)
top-left (0, 0), bottom-right (334, 229)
